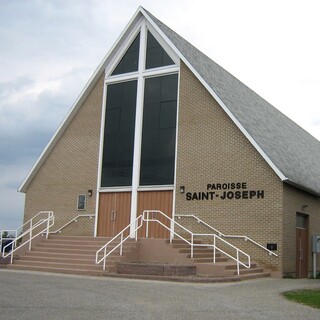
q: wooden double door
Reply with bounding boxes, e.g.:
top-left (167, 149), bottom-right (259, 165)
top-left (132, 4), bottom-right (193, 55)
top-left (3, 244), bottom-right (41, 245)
top-left (97, 191), bottom-right (173, 238)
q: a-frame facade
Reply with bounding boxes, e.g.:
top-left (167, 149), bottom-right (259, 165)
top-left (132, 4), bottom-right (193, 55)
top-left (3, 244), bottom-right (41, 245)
top-left (18, 7), bottom-right (320, 278)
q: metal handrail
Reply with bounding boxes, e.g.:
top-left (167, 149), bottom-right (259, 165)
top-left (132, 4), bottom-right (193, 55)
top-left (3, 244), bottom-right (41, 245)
top-left (144, 210), bottom-right (250, 274)
top-left (2, 211), bottom-right (54, 263)
top-left (176, 214), bottom-right (278, 257)
top-left (0, 230), bottom-right (17, 254)
top-left (96, 215), bottom-right (143, 271)
top-left (1, 211), bottom-right (52, 250)
top-left (50, 214), bottom-right (95, 234)
top-left (95, 210), bottom-right (251, 274)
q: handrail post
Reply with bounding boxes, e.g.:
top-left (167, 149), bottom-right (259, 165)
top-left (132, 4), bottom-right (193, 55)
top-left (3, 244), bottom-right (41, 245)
top-left (237, 250), bottom-right (240, 275)
top-left (135, 218), bottom-right (138, 242)
top-left (103, 247), bottom-right (106, 271)
top-left (46, 213), bottom-right (50, 239)
top-left (191, 234), bottom-right (194, 258)
top-left (120, 233), bottom-right (123, 256)
top-left (0, 233), bottom-right (2, 257)
top-left (213, 235), bottom-right (216, 263)
top-left (10, 243), bottom-right (14, 264)
top-left (146, 211), bottom-right (149, 238)
top-left (29, 223), bottom-right (32, 251)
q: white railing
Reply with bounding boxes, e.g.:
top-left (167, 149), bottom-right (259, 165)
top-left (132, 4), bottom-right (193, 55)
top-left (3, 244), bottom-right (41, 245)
top-left (2, 211), bottom-right (54, 263)
top-left (176, 214), bottom-right (278, 257)
top-left (96, 215), bottom-right (143, 271)
top-left (50, 214), bottom-right (95, 234)
top-left (144, 210), bottom-right (250, 275)
top-left (96, 210), bottom-right (251, 275)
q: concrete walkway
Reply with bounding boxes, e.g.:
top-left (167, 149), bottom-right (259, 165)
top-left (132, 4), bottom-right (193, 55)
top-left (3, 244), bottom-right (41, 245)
top-left (0, 270), bottom-right (319, 320)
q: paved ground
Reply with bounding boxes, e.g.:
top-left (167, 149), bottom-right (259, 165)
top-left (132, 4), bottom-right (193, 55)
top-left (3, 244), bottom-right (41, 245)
top-left (0, 270), bottom-right (319, 320)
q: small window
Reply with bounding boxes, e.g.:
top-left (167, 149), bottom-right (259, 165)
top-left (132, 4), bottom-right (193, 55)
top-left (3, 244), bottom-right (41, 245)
top-left (296, 213), bottom-right (308, 229)
top-left (77, 194), bottom-right (86, 211)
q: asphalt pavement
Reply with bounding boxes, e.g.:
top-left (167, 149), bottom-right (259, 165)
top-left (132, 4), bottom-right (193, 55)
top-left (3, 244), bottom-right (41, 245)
top-left (0, 269), bottom-right (319, 320)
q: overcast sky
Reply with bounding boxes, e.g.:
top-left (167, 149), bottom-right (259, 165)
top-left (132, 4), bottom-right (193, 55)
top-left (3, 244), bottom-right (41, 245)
top-left (1, 0), bottom-right (320, 230)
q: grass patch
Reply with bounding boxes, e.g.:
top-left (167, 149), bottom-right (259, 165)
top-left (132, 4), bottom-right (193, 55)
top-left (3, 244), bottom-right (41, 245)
top-left (283, 289), bottom-right (320, 309)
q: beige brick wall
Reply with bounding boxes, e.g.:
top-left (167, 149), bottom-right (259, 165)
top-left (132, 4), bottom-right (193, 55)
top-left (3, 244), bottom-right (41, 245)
top-left (24, 73), bottom-right (104, 235)
top-left (175, 62), bottom-right (283, 272)
top-left (283, 183), bottom-right (320, 277)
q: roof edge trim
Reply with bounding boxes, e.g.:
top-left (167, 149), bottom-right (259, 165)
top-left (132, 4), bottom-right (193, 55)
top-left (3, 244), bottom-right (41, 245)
top-left (284, 179), bottom-right (320, 198)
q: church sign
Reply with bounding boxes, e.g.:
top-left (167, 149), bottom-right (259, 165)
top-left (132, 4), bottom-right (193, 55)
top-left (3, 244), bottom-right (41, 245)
top-left (185, 182), bottom-right (265, 201)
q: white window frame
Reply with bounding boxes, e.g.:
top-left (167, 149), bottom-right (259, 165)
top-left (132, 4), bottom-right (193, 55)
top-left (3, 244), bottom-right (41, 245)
top-left (97, 18), bottom-right (180, 235)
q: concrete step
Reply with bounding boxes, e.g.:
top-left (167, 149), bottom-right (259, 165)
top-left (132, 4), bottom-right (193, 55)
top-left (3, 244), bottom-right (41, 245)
top-left (19, 255), bottom-right (95, 265)
top-left (192, 257), bottom-right (228, 263)
top-left (13, 259), bottom-right (102, 271)
top-left (168, 237), bottom-right (269, 278)
top-left (179, 248), bottom-right (221, 255)
top-left (223, 266), bottom-right (264, 276)
top-left (195, 260), bottom-right (270, 278)
top-left (224, 262), bottom-right (258, 270)
top-left (7, 264), bottom-right (107, 276)
top-left (23, 251), bottom-right (128, 265)
top-left (29, 247), bottom-right (101, 255)
top-left (9, 235), bottom-right (139, 276)
top-left (43, 239), bottom-right (109, 246)
top-left (186, 252), bottom-right (217, 258)
top-left (9, 235), bottom-right (271, 281)
top-left (29, 246), bottom-right (131, 255)
top-left (48, 235), bottom-right (111, 242)
top-left (0, 256), bottom-right (10, 268)
top-left (117, 262), bottom-right (196, 276)
top-left (171, 243), bottom-right (208, 249)
top-left (36, 243), bottom-right (104, 250)
top-left (236, 272), bottom-right (271, 280)
top-left (24, 251), bottom-right (96, 259)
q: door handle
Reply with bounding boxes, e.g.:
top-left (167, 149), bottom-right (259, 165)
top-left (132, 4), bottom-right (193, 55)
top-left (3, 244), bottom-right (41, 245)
top-left (110, 210), bottom-right (117, 221)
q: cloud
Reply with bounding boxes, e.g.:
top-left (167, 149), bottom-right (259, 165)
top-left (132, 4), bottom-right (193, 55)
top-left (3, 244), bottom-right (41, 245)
top-left (0, 163), bottom-right (26, 229)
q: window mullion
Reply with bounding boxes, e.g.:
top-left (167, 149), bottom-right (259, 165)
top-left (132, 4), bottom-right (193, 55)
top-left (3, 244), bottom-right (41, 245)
top-left (130, 21), bottom-right (147, 232)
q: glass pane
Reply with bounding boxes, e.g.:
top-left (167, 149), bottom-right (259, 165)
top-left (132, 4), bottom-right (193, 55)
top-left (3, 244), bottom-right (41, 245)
top-left (140, 74), bottom-right (178, 185)
top-left (101, 81), bottom-right (137, 187)
top-left (112, 33), bottom-right (140, 75)
top-left (296, 214), bottom-right (307, 229)
top-left (160, 101), bottom-right (177, 129)
top-left (77, 195), bottom-right (86, 210)
top-left (145, 31), bottom-right (174, 69)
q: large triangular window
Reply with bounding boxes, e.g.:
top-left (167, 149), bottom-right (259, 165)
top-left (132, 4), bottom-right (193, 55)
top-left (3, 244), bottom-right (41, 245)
top-left (102, 24), bottom-right (178, 189)
top-left (145, 31), bottom-right (174, 69)
top-left (112, 33), bottom-right (140, 75)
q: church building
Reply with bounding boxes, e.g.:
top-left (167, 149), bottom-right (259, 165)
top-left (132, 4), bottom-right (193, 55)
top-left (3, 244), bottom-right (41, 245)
top-left (18, 7), bottom-right (320, 278)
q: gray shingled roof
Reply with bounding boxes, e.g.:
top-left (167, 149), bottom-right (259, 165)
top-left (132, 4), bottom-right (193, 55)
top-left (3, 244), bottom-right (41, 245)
top-left (145, 9), bottom-right (320, 196)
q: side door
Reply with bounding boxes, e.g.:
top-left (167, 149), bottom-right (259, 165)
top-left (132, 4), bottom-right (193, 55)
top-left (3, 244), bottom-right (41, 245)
top-left (296, 213), bottom-right (309, 278)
